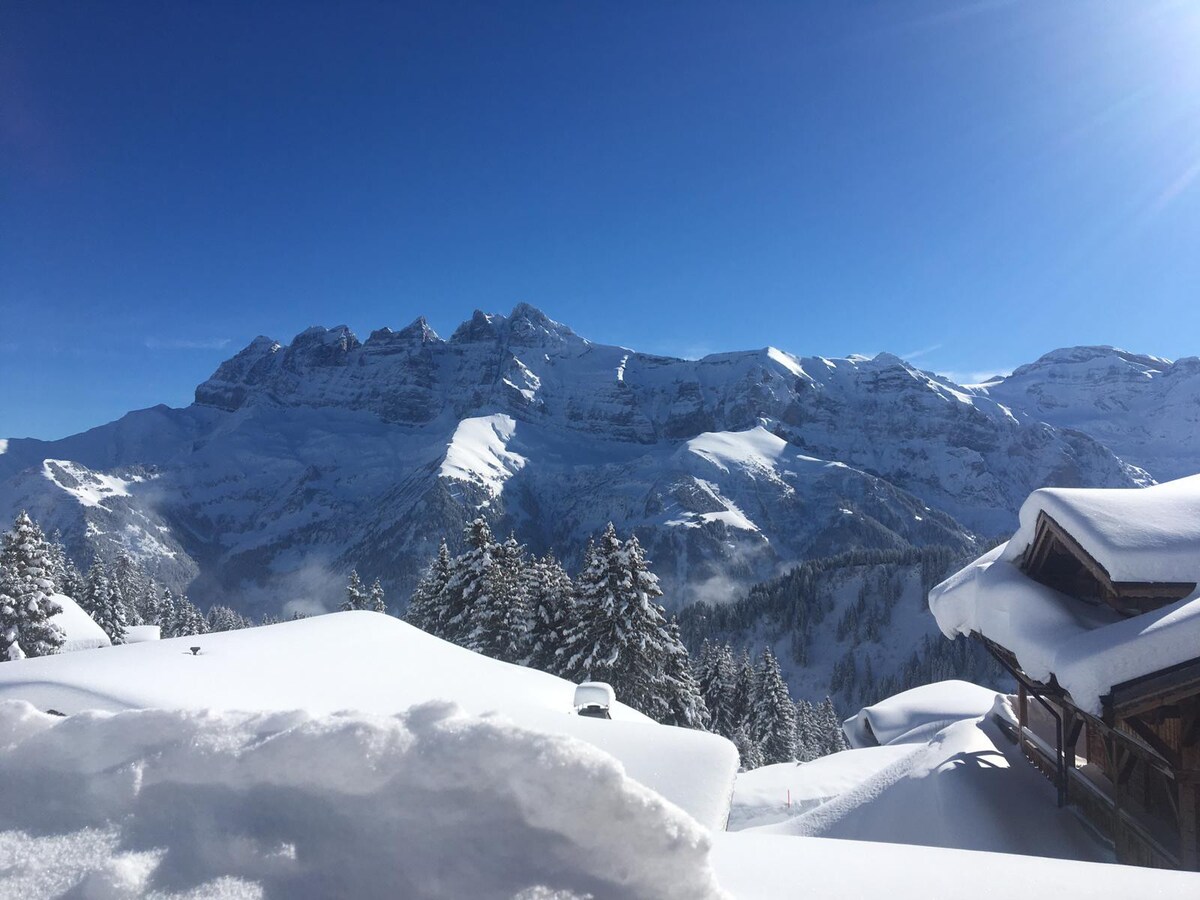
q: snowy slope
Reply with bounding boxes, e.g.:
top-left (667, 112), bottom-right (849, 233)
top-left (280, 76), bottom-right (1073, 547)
top-left (759, 714), bottom-right (1109, 861)
top-left (0, 612), bottom-right (738, 830)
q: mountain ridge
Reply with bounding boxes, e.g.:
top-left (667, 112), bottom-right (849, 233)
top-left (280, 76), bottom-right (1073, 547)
top-left (0, 306), bottom-right (1177, 622)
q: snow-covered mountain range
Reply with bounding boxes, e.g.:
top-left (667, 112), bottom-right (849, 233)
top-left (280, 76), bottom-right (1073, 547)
top-left (0, 305), bottom-right (1180, 619)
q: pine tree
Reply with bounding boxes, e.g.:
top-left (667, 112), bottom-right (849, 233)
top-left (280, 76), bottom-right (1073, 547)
top-left (440, 518), bottom-right (499, 648)
top-left (525, 553), bottom-right (575, 674)
top-left (696, 642), bottom-right (738, 738)
top-left (467, 532), bottom-right (530, 664)
top-left (731, 724), bottom-right (763, 771)
top-left (95, 573), bottom-right (130, 644)
top-left (153, 588), bottom-right (178, 633)
top-left (111, 550), bottom-right (146, 627)
top-left (752, 647), bottom-right (798, 764)
top-left (135, 584), bottom-right (165, 627)
top-left (406, 540), bottom-right (454, 635)
top-left (730, 648), bottom-right (757, 737)
top-left (341, 570), bottom-right (367, 612)
top-left (164, 594), bottom-right (208, 638)
top-left (794, 699), bottom-right (819, 762)
top-left (80, 559), bottom-right (107, 617)
top-left (207, 605), bottom-right (253, 632)
top-left (59, 554), bottom-right (86, 606)
top-left (559, 525), bottom-right (695, 723)
top-left (815, 696), bottom-right (850, 755)
top-left (655, 618), bottom-right (709, 729)
top-left (0, 511), bottom-right (65, 660)
top-left (367, 578), bottom-right (387, 614)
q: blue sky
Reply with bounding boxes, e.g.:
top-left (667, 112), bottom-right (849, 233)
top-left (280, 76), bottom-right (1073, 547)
top-left (3, 1), bottom-right (1200, 439)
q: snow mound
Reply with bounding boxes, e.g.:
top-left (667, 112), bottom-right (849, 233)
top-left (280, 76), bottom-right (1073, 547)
top-left (0, 613), bottom-right (738, 830)
top-left (47, 593), bottom-right (112, 653)
top-left (842, 680), bottom-right (1000, 748)
top-left (0, 700), bottom-right (725, 900)
top-left (762, 716), bottom-right (1109, 862)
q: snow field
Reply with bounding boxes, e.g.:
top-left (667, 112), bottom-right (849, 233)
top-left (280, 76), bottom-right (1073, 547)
top-left (728, 745), bottom-right (914, 829)
top-left (761, 716), bottom-right (1109, 862)
top-left (0, 700), bottom-right (726, 900)
top-left (710, 832), bottom-right (1200, 900)
top-left (0, 612), bottom-right (739, 830)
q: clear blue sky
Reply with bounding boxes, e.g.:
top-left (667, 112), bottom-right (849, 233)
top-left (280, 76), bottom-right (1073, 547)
top-left (3, 1), bottom-right (1199, 440)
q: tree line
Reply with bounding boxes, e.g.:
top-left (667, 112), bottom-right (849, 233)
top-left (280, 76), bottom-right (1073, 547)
top-left (1, 509), bottom-right (855, 770)
top-left (404, 517), bottom-right (840, 768)
top-left (693, 641), bottom-right (848, 768)
top-left (0, 510), bottom-right (268, 660)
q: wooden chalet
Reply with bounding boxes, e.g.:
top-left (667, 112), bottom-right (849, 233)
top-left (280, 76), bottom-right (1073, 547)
top-left (980, 510), bottom-right (1200, 871)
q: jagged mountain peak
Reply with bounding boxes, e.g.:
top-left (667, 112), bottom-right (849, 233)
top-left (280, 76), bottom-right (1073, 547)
top-left (365, 317), bottom-right (443, 351)
top-left (448, 304), bottom-right (581, 348)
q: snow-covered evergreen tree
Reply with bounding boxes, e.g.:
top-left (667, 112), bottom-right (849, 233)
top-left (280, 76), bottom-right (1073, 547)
top-left (695, 641), bottom-right (738, 738)
top-left (406, 540), bottom-right (453, 635)
top-left (730, 648), bottom-right (757, 736)
top-left (794, 698), bottom-right (819, 762)
top-left (524, 553), bottom-right (575, 674)
top-left (655, 618), bottom-right (709, 729)
top-left (440, 518), bottom-right (500, 649)
top-left (340, 569), bottom-right (367, 612)
top-left (81, 559), bottom-right (130, 644)
top-left (559, 525), bottom-right (697, 723)
top-left (207, 605), bottom-right (253, 632)
top-left (814, 696), bottom-right (850, 755)
top-left (731, 723), bottom-right (763, 771)
top-left (752, 646), bottom-right (798, 764)
top-left (109, 551), bottom-right (146, 626)
top-left (164, 594), bottom-right (208, 638)
top-left (0, 511), bottom-right (65, 660)
top-left (466, 532), bottom-right (529, 664)
top-left (367, 577), bottom-right (387, 614)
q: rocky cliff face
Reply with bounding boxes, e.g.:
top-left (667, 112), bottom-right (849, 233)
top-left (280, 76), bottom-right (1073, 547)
top-left (0, 307), bottom-right (1161, 616)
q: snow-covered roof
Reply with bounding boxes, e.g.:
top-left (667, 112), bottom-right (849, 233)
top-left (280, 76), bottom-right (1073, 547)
top-left (1003, 474), bottom-right (1200, 584)
top-left (48, 593), bottom-right (111, 653)
top-left (842, 680), bottom-right (1001, 748)
top-left (930, 476), bottom-right (1200, 714)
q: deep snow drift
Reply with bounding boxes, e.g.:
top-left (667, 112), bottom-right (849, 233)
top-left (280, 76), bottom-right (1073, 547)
top-left (0, 612), bottom-right (738, 831)
top-left (756, 713), bottom-right (1107, 861)
top-left (730, 683), bottom-right (1106, 861)
top-left (0, 700), bottom-right (725, 900)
